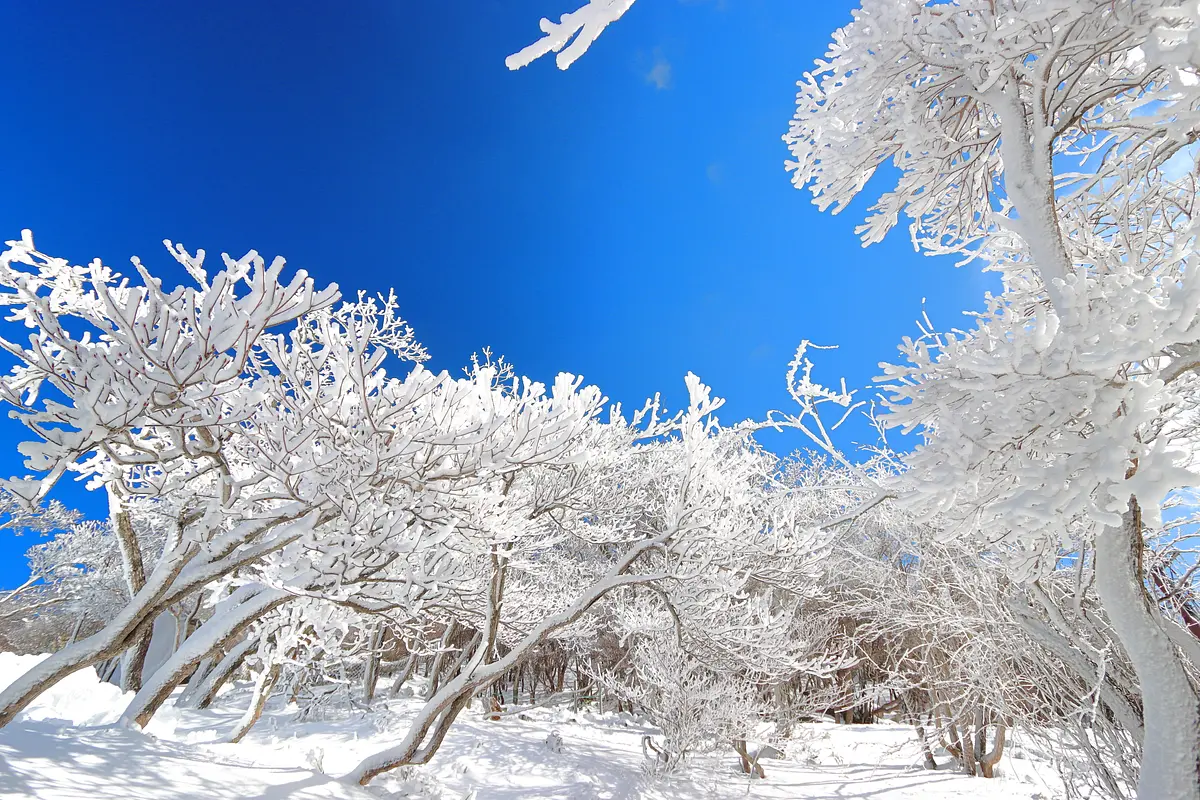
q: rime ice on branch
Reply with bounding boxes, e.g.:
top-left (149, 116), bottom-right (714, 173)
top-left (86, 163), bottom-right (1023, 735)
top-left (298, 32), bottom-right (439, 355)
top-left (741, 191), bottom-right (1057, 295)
top-left (506, 0), bottom-right (636, 71)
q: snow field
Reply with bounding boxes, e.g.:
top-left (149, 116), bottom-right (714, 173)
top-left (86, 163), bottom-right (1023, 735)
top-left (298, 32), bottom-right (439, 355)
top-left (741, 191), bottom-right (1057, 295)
top-left (0, 655), bottom-right (1065, 799)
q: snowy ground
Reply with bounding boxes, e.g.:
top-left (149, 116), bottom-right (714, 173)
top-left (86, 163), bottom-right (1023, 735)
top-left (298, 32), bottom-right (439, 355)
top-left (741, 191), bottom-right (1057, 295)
top-left (0, 654), bottom-right (1065, 799)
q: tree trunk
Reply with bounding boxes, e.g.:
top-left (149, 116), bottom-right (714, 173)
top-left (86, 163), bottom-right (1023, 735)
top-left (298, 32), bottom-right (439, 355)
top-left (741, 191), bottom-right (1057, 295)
top-left (120, 623), bottom-right (154, 694)
top-left (1094, 501), bottom-right (1200, 800)
top-left (733, 738), bottom-right (766, 779)
top-left (426, 622), bottom-right (458, 699)
top-left (978, 717), bottom-right (1006, 779)
top-left (915, 713), bottom-right (938, 770)
top-left (120, 588), bottom-right (289, 728)
top-left (959, 710), bottom-right (976, 777)
top-left (190, 637), bottom-right (255, 709)
top-left (362, 622), bottom-right (385, 704)
top-left (110, 490), bottom-right (150, 693)
top-left (387, 653), bottom-right (419, 699)
top-left (228, 662), bottom-right (282, 743)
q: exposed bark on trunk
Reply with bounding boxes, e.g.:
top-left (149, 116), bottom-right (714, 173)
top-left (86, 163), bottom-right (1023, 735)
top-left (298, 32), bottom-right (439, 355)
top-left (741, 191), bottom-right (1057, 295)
top-left (959, 710), bottom-right (977, 777)
top-left (121, 588), bottom-right (290, 728)
top-left (1094, 501), bottom-right (1200, 800)
top-left (190, 637), bottom-right (255, 709)
top-left (973, 708), bottom-right (987, 774)
top-left (362, 622), bottom-right (385, 704)
top-left (228, 662), bottom-right (282, 744)
top-left (387, 653), bottom-right (419, 699)
top-left (978, 718), bottom-right (1006, 779)
top-left (733, 739), bottom-right (766, 779)
top-left (120, 624), bottom-right (154, 694)
top-left (110, 490), bottom-right (150, 693)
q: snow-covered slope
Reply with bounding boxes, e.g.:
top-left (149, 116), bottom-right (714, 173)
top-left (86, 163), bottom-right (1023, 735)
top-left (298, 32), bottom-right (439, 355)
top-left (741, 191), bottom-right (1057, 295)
top-left (0, 722), bottom-right (374, 800)
top-left (0, 656), bottom-right (1064, 799)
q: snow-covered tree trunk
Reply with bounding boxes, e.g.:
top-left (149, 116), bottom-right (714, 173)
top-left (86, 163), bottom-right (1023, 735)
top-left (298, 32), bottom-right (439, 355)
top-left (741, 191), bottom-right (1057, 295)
top-left (228, 662), bottom-right (282, 744)
top-left (0, 547), bottom-right (191, 726)
top-left (120, 587), bottom-right (291, 729)
top-left (186, 636), bottom-right (256, 710)
top-left (1094, 501), bottom-right (1200, 800)
top-left (348, 540), bottom-right (669, 785)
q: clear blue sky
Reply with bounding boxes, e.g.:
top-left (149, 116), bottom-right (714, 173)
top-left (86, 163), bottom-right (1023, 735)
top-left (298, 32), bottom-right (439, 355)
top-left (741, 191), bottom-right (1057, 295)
top-left (0, 1), bottom-right (993, 586)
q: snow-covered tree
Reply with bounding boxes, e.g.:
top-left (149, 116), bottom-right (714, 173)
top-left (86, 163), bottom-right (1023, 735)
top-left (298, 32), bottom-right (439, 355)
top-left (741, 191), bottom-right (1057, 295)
top-left (0, 497), bottom-right (89, 650)
top-left (346, 374), bottom-right (835, 784)
top-left (784, 3), bottom-right (1200, 797)
top-left (0, 231), bottom-right (609, 731)
top-left (0, 233), bottom-right (865, 789)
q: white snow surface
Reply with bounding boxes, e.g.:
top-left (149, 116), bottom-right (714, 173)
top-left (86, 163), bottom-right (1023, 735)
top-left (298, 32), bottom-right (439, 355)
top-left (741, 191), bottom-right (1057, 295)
top-left (0, 652), bottom-right (131, 727)
top-left (0, 655), bottom-right (1065, 799)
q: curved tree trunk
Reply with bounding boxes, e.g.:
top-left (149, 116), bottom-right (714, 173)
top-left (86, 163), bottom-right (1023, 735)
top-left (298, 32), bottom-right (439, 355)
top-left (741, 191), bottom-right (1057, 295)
top-left (120, 624), bottom-right (154, 694)
top-left (190, 637), bottom-right (256, 710)
top-left (978, 717), bottom-right (1006, 779)
top-left (120, 588), bottom-right (290, 728)
top-left (228, 662), bottom-right (282, 743)
top-left (1094, 501), bottom-right (1200, 800)
top-left (387, 652), bottom-right (419, 699)
top-left (0, 555), bottom-right (187, 727)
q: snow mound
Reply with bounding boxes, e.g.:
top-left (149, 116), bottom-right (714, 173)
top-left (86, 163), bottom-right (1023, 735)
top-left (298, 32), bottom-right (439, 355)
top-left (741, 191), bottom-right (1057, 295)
top-left (0, 652), bottom-right (132, 726)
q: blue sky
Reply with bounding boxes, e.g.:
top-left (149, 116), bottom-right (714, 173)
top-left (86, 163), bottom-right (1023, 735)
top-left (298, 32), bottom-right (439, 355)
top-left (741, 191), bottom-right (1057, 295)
top-left (0, 1), bottom-right (993, 586)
